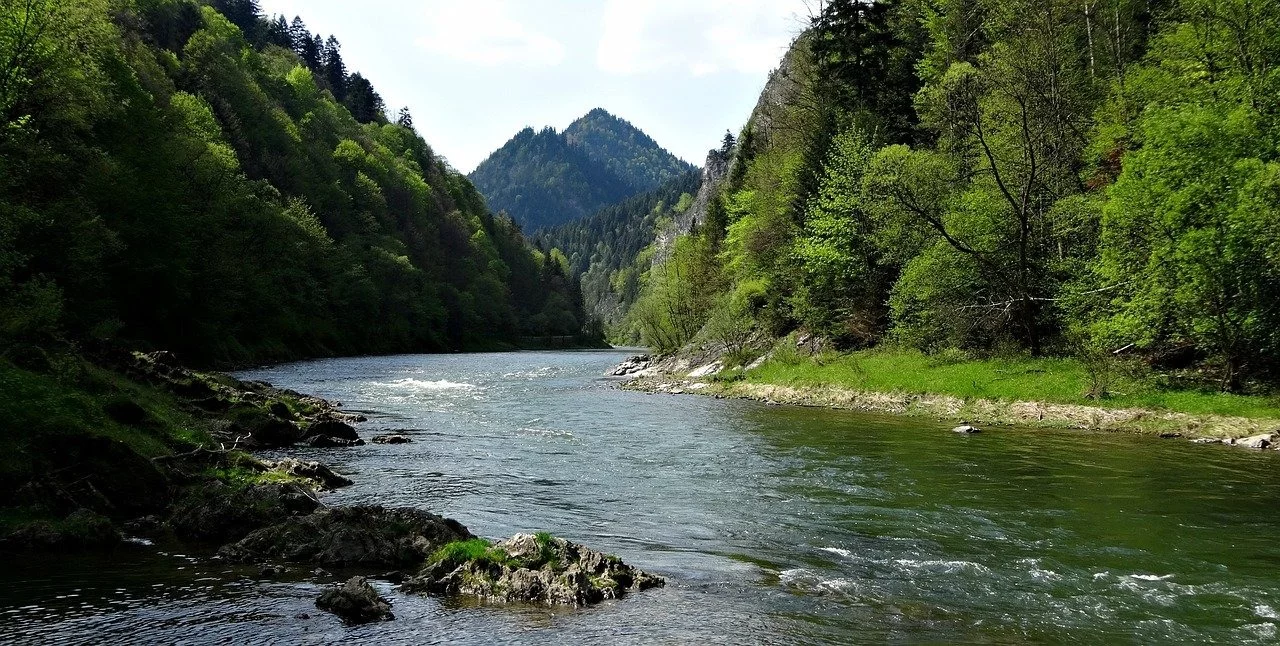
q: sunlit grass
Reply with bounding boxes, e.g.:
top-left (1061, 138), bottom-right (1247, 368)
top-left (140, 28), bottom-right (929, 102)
top-left (745, 348), bottom-right (1280, 419)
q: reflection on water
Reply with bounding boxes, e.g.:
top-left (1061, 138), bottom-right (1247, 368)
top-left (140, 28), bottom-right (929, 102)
top-left (3, 350), bottom-right (1280, 644)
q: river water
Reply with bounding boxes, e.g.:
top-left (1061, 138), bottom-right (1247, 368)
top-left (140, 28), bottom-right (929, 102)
top-left (4, 349), bottom-right (1280, 644)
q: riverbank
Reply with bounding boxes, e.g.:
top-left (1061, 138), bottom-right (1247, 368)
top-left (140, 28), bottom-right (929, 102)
top-left (618, 348), bottom-right (1280, 444)
top-left (0, 348), bottom-right (659, 616)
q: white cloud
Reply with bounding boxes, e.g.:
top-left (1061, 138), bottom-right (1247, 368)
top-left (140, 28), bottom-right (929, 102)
top-left (597, 0), bottom-right (802, 76)
top-left (417, 0), bottom-right (566, 67)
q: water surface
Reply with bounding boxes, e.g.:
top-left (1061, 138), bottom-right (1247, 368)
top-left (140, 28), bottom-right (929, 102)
top-left (3, 350), bottom-right (1280, 644)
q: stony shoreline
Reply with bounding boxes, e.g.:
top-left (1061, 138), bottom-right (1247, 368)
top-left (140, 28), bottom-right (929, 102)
top-left (1, 350), bottom-right (663, 622)
top-left (614, 356), bottom-right (1280, 452)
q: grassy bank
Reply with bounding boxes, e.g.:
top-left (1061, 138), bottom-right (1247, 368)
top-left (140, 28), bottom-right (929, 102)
top-left (630, 347), bottom-right (1280, 438)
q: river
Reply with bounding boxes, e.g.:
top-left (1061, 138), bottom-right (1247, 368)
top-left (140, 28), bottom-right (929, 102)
top-left (3, 349), bottom-right (1280, 644)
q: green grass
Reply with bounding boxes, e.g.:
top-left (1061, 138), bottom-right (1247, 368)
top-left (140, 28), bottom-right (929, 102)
top-left (0, 357), bottom-right (214, 489)
top-left (430, 539), bottom-right (516, 568)
top-left (743, 348), bottom-right (1280, 419)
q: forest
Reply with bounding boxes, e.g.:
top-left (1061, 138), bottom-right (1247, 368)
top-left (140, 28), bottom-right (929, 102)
top-left (622, 0), bottom-right (1280, 393)
top-left (469, 109), bottom-right (694, 231)
top-left (0, 0), bottom-right (592, 367)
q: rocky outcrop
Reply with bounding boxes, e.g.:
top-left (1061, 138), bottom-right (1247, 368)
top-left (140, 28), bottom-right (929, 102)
top-left (403, 533), bottom-right (664, 606)
top-left (1, 509), bottom-right (121, 551)
top-left (219, 506), bottom-right (472, 568)
top-left (609, 355), bottom-right (653, 377)
top-left (168, 482), bottom-right (321, 543)
top-left (264, 458), bottom-right (353, 490)
top-left (316, 576), bottom-right (394, 624)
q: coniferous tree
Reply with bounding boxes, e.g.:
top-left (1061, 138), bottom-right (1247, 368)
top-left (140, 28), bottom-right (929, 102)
top-left (324, 36), bottom-right (347, 99)
top-left (396, 106), bottom-right (414, 129)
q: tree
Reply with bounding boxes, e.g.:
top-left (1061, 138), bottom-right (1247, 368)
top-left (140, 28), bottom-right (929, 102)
top-left (323, 35), bottom-right (346, 99)
top-left (343, 73), bottom-right (384, 123)
top-left (396, 106), bottom-right (413, 129)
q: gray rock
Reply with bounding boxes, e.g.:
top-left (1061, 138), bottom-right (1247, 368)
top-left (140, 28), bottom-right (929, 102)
top-left (168, 482), bottom-right (320, 543)
top-left (1236, 433), bottom-right (1274, 450)
top-left (266, 458), bottom-right (353, 490)
top-left (305, 417), bottom-right (360, 442)
top-left (219, 506), bottom-right (472, 568)
top-left (316, 576), bottom-right (393, 624)
top-left (952, 424), bottom-right (981, 434)
top-left (371, 434), bottom-right (412, 445)
top-left (403, 533), bottom-right (664, 606)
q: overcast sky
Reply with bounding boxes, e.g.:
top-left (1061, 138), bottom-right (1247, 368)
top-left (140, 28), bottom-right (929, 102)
top-left (256, 0), bottom-right (810, 172)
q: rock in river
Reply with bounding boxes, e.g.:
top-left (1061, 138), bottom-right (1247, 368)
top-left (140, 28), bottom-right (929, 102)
top-left (219, 506), bottom-right (472, 568)
top-left (265, 458), bottom-right (353, 490)
top-left (371, 434), bottom-right (412, 445)
top-left (952, 424), bottom-right (981, 434)
top-left (402, 533), bottom-right (664, 606)
top-left (316, 576), bottom-right (393, 624)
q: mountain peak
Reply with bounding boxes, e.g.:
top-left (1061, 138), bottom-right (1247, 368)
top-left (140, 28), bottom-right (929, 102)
top-left (469, 112), bottom-right (694, 232)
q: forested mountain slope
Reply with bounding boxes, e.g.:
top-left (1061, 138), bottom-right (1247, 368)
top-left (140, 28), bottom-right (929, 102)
top-left (0, 0), bottom-right (591, 366)
top-left (537, 169), bottom-right (700, 332)
top-left (626, 0), bottom-right (1280, 392)
top-left (469, 109), bottom-right (693, 231)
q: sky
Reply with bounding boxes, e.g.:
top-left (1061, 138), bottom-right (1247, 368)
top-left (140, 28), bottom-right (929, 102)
top-left (256, 0), bottom-right (812, 172)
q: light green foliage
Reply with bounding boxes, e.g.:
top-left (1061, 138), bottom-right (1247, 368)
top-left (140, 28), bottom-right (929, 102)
top-left (627, 235), bottom-right (721, 352)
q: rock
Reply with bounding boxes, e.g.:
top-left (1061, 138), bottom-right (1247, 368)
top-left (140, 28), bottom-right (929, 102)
top-left (952, 424), bottom-right (981, 434)
top-left (1191, 438), bottom-right (1224, 445)
top-left (1236, 433), bottom-right (1274, 450)
top-left (2, 509), bottom-right (121, 551)
top-left (266, 458), bottom-right (353, 490)
top-left (219, 506), bottom-right (472, 568)
top-left (403, 533), bottom-right (664, 606)
top-left (687, 362), bottom-right (723, 379)
top-left (1159, 432), bottom-right (1183, 439)
top-left (269, 402), bottom-right (293, 420)
top-left (313, 568), bottom-right (331, 577)
top-left (168, 482), bottom-right (321, 544)
top-left (316, 576), bottom-right (393, 624)
top-left (371, 434), bottom-right (412, 445)
top-left (305, 435), bottom-right (364, 448)
top-left (259, 564), bottom-right (286, 578)
top-left (305, 417), bottom-right (360, 443)
top-left (610, 355), bottom-right (652, 377)
top-left (375, 571), bottom-right (406, 583)
top-left (230, 406), bottom-right (304, 448)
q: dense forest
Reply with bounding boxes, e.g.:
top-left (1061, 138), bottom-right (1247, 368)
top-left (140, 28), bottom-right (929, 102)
top-left (0, 0), bottom-right (592, 366)
top-left (537, 169), bottom-right (700, 332)
top-left (469, 109), bottom-right (694, 231)
top-left (623, 0), bottom-right (1280, 392)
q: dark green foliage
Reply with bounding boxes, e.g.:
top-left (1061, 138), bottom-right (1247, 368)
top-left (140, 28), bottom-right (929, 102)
top-left (0, 0), bottom-right (589, 365)
top-left (468, 109), bottom-right (694, 231)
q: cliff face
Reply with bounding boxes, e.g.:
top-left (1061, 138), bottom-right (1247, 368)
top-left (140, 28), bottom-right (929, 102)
top-left (654, 34), bottom-right (809, 260)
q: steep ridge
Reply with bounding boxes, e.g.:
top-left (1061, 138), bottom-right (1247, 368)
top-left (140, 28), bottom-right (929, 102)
top-left (469, 109), bottom-right (693, 231)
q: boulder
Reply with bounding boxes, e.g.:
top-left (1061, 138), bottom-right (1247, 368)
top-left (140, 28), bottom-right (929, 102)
top-left (168, 482), bottom-right (320, 543)
top-left (305, 417), bottom-right (360, 443)
top-left (952, 424), bottom-right (981, 434)
top-left (219, 506), bottom-right (472, 568)
top-left (1236, 433), bottom-right (1275, 450)
top-left (2, 509), bottom-right (121, 551)
top-left (371, 434), bottom-right (412, 445)
top-left (403, 533), bottom-right (664, 606)
top-left (316, 576), bottom-right (393, 624)
top-left (266, 458), bottom-right (352, 490)
top-left (305, 435), bottom-right (365, 449)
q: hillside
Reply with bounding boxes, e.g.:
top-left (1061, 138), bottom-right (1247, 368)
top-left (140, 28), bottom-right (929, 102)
top-left (0, 0), bottom-right (593, 366)
top-left (469, 109), bottom-right (693, 231)
top-left (623, 0), bottom-right (1280, 395)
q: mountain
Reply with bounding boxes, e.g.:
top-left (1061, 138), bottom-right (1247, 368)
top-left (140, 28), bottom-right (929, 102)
top-left (469, 110), bottom-right (694, 231)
